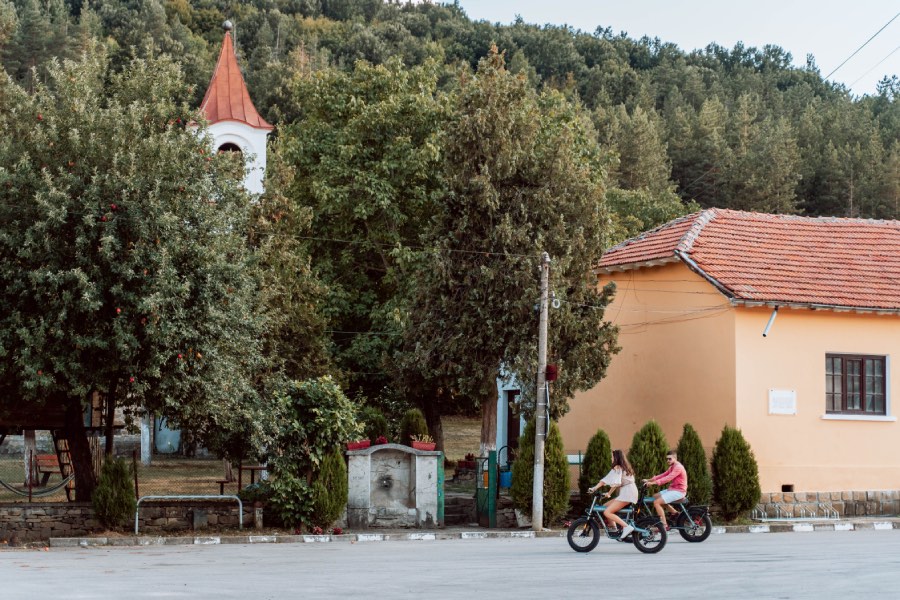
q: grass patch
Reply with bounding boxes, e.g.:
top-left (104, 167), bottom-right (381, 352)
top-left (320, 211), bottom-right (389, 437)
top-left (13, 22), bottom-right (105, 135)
top-left (441, 415), bottom-right (480, 461)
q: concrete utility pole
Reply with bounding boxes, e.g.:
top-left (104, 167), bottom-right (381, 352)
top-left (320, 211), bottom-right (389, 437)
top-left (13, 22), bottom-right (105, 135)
top-left (532, 252), bottom-right (550, 531)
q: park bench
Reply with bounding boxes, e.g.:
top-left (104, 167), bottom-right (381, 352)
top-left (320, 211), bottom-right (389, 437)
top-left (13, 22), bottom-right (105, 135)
top-left (215, 460), bottom-right (236, 494)
top-left (36, 454), bottom-right (61, 486)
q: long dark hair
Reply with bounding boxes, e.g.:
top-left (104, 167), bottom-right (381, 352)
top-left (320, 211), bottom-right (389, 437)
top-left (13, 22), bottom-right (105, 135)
top-left (612, 449), bottom-right (634, 476)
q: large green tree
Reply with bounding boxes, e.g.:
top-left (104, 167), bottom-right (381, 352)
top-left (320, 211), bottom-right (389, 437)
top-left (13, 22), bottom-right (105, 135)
top-left (0, 47), bottom-right (265, 499)
top-left (274, 57), bottom-right (449, 438)
top-left (399, 48), bottom-right (619, 452)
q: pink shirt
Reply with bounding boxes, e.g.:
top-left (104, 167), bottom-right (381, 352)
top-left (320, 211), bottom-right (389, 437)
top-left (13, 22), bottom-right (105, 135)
top-left (648, 461), bottom-right (688, 495)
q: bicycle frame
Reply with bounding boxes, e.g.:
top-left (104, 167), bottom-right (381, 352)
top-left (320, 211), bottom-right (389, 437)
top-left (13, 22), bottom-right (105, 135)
top-left (585, 485), bottom-right (656, 539)
top-left (640, 494), bottom-right (708, 531)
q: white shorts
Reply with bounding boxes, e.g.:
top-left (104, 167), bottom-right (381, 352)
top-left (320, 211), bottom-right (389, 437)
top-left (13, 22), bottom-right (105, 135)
top-left (659, 489), bottom-right (685, 503)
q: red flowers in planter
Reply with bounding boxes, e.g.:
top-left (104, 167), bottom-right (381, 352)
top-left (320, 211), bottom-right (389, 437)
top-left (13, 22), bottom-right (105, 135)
top-left (374, 436), bottom-right (388, 445)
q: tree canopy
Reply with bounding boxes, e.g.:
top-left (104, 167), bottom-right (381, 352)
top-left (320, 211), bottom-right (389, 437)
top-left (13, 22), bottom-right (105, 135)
top-left (0, 47), bottom-right (265, 497)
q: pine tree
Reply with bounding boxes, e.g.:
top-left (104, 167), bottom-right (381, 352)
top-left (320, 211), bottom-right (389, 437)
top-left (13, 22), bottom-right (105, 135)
top-left (627, 420), bottom-right (669, 484)
top-left (711, 425), bottom-right (761, 521)
top-left (577, 428), bottom-right (611, 505)
top-left (676, 423), bottom-right (712, 505)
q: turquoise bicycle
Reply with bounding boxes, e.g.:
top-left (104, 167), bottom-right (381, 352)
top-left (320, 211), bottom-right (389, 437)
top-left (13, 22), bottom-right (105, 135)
top-left (566, 484), bottom-right (667, 554)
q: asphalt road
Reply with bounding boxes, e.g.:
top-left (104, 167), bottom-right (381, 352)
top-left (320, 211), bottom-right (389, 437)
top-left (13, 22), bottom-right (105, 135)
top-left (2, 530), bottom-right (899, 599)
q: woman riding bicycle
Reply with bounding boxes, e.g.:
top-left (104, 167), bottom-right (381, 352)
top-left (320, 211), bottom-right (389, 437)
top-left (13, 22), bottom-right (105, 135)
top-left (587, 449), bottom-right (638, 540)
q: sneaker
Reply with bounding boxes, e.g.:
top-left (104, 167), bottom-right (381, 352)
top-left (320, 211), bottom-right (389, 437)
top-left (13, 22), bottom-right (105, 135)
top-left (619, 525), bottom-right (634, 540)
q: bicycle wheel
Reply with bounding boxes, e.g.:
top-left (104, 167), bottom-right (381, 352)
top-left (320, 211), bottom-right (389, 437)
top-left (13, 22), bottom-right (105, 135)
top-left (632, 517), bottom-right (667, 554)
top-left (677, 509), bottom-right (712, 543)
top-left (567, 516), bottom-right (601, 553)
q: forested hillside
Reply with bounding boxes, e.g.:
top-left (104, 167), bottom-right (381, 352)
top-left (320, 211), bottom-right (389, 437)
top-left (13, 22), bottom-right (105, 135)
top-left (4, 1), bottom-right (900, 455)
top-left (3, 0), bottom-right (896, 220)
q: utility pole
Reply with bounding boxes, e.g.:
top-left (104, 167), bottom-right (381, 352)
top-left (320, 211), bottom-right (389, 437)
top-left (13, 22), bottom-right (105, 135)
top-left (532, 252), bottom-right (550, 531)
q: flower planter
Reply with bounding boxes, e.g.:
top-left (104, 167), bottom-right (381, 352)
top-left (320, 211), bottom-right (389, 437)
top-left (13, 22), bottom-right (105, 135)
top-left (411, 441), bottom-right (436, 451)
top-left (347, 440), bottom-right (371, 450)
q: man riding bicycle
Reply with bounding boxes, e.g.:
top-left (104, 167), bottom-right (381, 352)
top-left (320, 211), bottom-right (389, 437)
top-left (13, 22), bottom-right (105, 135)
top-left (642, 450), bottom-right (687, 530)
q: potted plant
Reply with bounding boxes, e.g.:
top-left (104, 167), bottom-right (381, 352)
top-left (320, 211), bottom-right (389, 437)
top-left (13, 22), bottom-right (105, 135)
top-left (411, 434), bottom-right (436, 451)
top-left (347, 439), bottom-right (371, 450)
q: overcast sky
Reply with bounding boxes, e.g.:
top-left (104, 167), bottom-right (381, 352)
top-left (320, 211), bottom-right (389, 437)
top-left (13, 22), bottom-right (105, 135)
top-left (452, 1), bottom-right (900, 96)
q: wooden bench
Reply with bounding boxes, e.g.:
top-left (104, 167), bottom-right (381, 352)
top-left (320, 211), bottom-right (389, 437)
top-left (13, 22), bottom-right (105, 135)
top-left (36, 454), bottom-right (61, 486)
top-left (216, 460), bottom-right (235, 494)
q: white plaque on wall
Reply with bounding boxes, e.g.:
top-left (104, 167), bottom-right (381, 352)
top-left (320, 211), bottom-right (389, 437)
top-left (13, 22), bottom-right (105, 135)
top-left (768, 389), bottom-right (797, 415)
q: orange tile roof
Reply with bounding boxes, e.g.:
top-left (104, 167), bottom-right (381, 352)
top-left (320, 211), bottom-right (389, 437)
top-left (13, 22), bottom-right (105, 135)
top-left (599, 208), bottom-right (900, 310)
top-left (199, 32), bottom-right (273, 130)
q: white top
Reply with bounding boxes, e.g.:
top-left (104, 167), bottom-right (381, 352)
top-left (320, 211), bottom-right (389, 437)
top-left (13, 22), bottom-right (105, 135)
top-left (601, 466), bottom-right (638, 504)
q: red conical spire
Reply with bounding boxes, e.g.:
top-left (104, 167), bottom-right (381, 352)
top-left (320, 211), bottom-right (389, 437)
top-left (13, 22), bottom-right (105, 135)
top-left (199, 24), bottom-right (273, 130)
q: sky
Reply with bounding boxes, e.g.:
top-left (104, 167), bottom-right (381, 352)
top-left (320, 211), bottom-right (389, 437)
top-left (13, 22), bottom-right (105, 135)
top-left (452, 0), bottom-right (900, 97)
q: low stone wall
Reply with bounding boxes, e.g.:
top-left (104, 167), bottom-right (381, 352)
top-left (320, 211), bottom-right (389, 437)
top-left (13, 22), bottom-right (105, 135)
top-left (0, 501), bottom-right (255, 542)
top-left (758, 490), bottom-right (900, 518)
top-left (0, 503), bottom-right (98, 542)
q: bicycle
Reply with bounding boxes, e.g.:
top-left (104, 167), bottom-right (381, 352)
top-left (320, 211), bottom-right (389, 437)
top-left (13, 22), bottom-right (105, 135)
top-left (640, 486), bottom-right (712, 543)
top-left (566, 484), bottom-right (667, 554)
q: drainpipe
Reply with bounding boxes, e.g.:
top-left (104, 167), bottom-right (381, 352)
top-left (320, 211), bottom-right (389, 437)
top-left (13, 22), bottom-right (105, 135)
top-left (762, 306), bottom-right (779, 337)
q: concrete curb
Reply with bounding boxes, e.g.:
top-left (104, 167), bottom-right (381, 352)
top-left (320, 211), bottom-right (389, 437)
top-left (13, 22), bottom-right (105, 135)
top-left (46, 520), bottom-right (900, 548)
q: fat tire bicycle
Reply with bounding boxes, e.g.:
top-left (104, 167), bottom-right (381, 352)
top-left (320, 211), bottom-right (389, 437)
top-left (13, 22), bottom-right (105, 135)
top-left (567, 484), bottom-right (667, 554)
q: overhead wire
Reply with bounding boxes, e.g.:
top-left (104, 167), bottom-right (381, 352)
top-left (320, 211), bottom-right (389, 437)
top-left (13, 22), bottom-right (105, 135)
top-left (825, 11), bottom-right (900, 79)
top-left (848, 44), bottom-right (900, 88)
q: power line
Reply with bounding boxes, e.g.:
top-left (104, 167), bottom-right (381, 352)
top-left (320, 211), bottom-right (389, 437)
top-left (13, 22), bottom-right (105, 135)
top-left (825, 11), bottom-right (900, 80)
top-left (848, 44), bottom-right (900, 88)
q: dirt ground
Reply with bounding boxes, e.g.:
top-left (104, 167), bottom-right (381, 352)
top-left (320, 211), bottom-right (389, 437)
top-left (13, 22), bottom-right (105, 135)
top-left (440, 415), bottom-right (480, 461)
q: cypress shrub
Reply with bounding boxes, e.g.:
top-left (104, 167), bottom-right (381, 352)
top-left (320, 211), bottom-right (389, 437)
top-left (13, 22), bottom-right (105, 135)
top-left (676, 423), bottom-right (713, 505)
top-left (510, 420), bottom-right (571, 524)
top-left (359, 406), bottom-right (390, 443)
top-left (711, 425), bottom-right (761, 521)
top-left (627, 420), bottom-right (669, 483)
top-left (510, 420), bottom-right (536, 514)
top-left (92, 458), bottom-right (137, 529)
top-left (310, 447), bottom-right (349, 528)
top-left (398, 408), bottom-right (429, 446)
top-left (577, 429), bottom-right (611, 505)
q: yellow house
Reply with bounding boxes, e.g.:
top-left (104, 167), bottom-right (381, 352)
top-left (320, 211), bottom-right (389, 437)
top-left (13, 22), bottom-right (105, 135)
top-left (559, 208), bottom-right (900, 499)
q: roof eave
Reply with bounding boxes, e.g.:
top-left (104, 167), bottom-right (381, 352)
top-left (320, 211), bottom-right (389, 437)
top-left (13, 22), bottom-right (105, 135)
top-left (733, 299), bottom-right (900, 315)
top-left (594, 255), bottom-right (680, 275)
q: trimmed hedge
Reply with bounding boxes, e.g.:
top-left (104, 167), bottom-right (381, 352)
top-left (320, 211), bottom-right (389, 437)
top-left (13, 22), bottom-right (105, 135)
top-left (577, 429), bottom-right (612, 505)
top-left (676, 423), bottom-right (712, 505)
top-left (510, 420), bottom-right (570, 524)
top-left (627, 419), bottom-right (669, 483)
top-left (712, 425), bottom-right (761, 521)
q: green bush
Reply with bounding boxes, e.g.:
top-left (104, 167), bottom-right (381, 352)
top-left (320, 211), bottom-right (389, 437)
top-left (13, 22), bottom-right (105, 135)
top-left (577, 429), bottom-right (611, 505)
top-left (359, 406), bottom-right (390, 443)
top-left (510, 420), bottom-right (570, 524)
top-left (398, 408), bottom-right (428, 446)
top-left (268, 474), bottom-right (314, 528)
top-left (711, 425), bottom-right (762, 521)
top-left (627, 420), bottom-right (669, 483)
top-left (267, 376), bottom-right (359, 526)
top-left (676, 423), bottom-right (713, 505)
top-left (310, 447), bottom-right (349, 528)
top-left (92, 458), bottom-right (136, 529)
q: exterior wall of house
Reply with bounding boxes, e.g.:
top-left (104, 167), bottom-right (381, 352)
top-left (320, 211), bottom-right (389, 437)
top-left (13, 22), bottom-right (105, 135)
top-left (734, 306), bottom-right (900, 492)
top-left (559, 262), bottom-right (736, 464)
